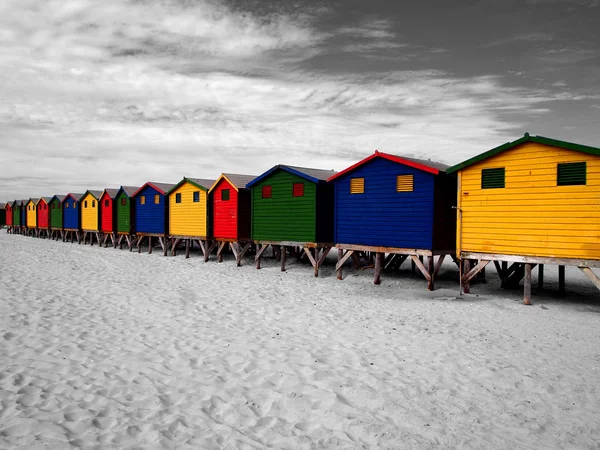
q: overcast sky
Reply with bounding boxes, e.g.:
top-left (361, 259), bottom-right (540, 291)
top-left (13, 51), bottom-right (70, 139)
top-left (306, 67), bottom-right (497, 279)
top-left (1, 0), bottom-right (599, 199)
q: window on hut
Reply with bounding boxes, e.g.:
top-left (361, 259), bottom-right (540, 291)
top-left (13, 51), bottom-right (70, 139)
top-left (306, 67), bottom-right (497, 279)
top-left (221, 189), bottom-right (230, 201)
top-left (350, 178), bottom-right (364, 194)
top-left (121, 198), bottom-right (127, 206)
top-left (262, 186), bottom-right (272, 198)
top-left (176, 193), bottom-right (182, 203)
top-left (84, 201), bottom-right (88, 208)
top-left (154, 194), bottom-right (160, 204)
top-left (140, 196), bottom-right (146, 205)
top-left (557, 162), bottom-right (586, 186)
top-left (481, 168), bottom-right (505, 189)
top-left (396, 175), bottom-right (414, 192)
top-left (66, 203), bottom-right (69, 209)
top-left (193, 191), bottom-right (200, 203)
top-left (293, 183), bottom-right (304, 197)
top-left (105, 199), bottom-right (109, 207)
top-left (92, 200), bottom-right (95, 208)
top-left (58, 204), bottom-right (61, 209)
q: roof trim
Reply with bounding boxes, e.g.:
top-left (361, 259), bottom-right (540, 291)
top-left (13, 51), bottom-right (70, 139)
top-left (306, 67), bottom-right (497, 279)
top-left (327, 150), bottom-right (440, 182)
top-left (446, 133), bottom-right (600, 174)
top-left (208, 174), bottom-right (243, 194)
top-left (247, 165), bottom-right (325, 188)
top-left (133, 182), bottom-right (169, 197)
top-left (166, 177), bottom-right (211, 195)
top-left (63, 193), bottom-right (83, 203)
top-left (81, 190), bottom-right (102, 200)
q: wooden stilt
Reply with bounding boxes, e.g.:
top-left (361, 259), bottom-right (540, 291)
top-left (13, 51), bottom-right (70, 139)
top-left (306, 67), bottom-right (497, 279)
top-left (559, 265), bottom-right (565, 294)
top-left (374, 252), bottom-right (383, 285)
top-left (217, 241), bottom-right (226, 262)
top-left (463, 259), bottom-right (471, 294)
top-left (524, 263), bottom-right (532, 305)
top-left (336, 249), bottom-right (355, 280)
top-left (255, 244), bottom-right (269, 269)
top-left (185, 239), bottom-right (190, 259)
top-left (148, 236), bottom-right (153, 254)
top-left (538, 264), bottom-right (544, 290)
top-left (281, 245), bottom-right (286, 271)
top-left (427, 256), bottom-right (435, 291)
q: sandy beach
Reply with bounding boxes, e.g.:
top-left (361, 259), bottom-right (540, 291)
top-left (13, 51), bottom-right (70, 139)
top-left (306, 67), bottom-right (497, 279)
top-left (1, 232), bottom-right (599, 449)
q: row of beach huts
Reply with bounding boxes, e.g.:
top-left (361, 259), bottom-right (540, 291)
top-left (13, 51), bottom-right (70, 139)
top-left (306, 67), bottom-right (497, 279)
top-left (2, 133), bottom-right (600, 304)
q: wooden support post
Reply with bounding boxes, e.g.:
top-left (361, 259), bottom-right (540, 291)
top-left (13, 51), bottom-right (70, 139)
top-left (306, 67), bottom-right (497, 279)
top-left (524, 263), bottom-right (532, 305)
top-left (427, 256), bottom-right (435, 291)
top-left (559, 265), bottom-right (565, 294)
top-left (374, 252), bottom-right (383, 285)
top-left (281, 245), bottom-right (286, 271)
top-left (217, 241), bottom-right (226, 262)
top-left (185, 239), bottom-right (190, 259)
top-left (138, 236), bottom-right (142, 253)
top-left (255, 244), bottom-right (269, 269)
top-left (578, 267), bottom-right (600, 291)
top-left (148, 236), bottom-right (153, 254)
top-left (463, 259), bottom-right (471, 294)
top-left (410, 255), bottom-right (432, 287)
top-left (337, 249), bottom-right (344, 280)
top-left (538, 264), bottom-right (544, 290)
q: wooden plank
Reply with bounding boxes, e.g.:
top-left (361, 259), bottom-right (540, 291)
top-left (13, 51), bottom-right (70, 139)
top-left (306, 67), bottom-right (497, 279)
top-left (461, 252), bottom-right (600, 268)
top-left (303, 247), bottom-right (317, 267)
top-left (317, 247), bottom-right (331, 266)
top-left (185, 239), bottom-right (190, 259)
top-left (374, 252), bottom-right (383, 285)
top-left (281, 245), bottom-right (286, 272)
top-left (217, 241), bottom-right (226, 263)
top-left (433, 255), bottom-right (446, 277)
top-left (538, 264), bottom-right (544, 290)
top-left (229, 242), bottom-right (239, 259)
top-left (427, 256), bottom-right (435, 291)
top-left (205, 240), bottom-right (217, 262)
top-left (335, 249), bottom-right (354, 272)
top-left (255, 244), bottom-right (269, 269)
top-left (171, 238), bottom-right (180, 256)
top-left (524, 263), bottom-right (532, 305)
top-left (461, 260), bottom-right (491, 284)
top-left (335, 243), bottom-right (435, 256)
top-left (148, 236), bottom-right (153, 254)
top-left (410, 255), bottom-right (431, 283)
top-left (578, 267), bottom-right (600, 291)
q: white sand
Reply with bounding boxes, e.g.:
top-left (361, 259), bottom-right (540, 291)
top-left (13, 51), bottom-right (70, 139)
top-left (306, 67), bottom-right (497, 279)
top-left (1, 232), bottom-right (599, 449)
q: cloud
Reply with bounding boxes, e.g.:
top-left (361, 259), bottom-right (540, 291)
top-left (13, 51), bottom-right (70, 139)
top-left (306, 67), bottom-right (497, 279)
top-left (0, 0), bottom-right (596, 200)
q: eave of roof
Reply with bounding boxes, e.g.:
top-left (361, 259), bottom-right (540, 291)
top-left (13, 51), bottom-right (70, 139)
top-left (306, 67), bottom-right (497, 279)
top-left (446, 133), bottom-right (600, 174)
top-left (246, 165), bottom-right (337, 188)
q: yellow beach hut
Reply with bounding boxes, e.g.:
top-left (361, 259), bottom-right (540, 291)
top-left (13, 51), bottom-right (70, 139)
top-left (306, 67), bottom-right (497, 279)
top-left (447, 133), bottom-right (600, 304)
top-left (26, 199), bottom-right (37, 236)
top-left (80, 190), bottom-right (103, 245)
top-left (167, 177), bottom-right (215, 260)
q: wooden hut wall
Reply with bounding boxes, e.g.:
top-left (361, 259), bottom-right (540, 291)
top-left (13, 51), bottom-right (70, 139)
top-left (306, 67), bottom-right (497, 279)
top-left (455, 140), bottom-right (600, 260)
top-left (116, 189), bottom-right (134, 233)
top-left (211, 178), bottom-right (252, 240)
top-left (134, 185), bottom-right (167, 234)
top-left (100, 192), bottom-right (114, 232)
top-left (13, 202), bottom-right (21, 227)
top-left (37, 199), bottom-right (50, 228)
top-left (333, 157), bottom-right (436, 249)
top-left (49, 198), bottom-right (63, 228)
top-left (168, 181), bottom-right (209, 237)
top-left (251, 170), bottom-right (318, 242)
top-left (81, 193), bottom-right (100, 231)
top-left (5, 204), bottom-right (12, 226)
top-left (26, 200), bottom-right (37, 227)
top-left (63, 196), bottom-right (80, 229)
top-left (20, 202), bottom-right (26, 227)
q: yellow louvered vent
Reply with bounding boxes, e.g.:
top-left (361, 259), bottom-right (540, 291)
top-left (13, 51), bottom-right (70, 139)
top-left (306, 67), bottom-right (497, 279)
top-left (396, 175), bottom-right (414, 192)
top-left (350, 177), bottom-right (364, 194)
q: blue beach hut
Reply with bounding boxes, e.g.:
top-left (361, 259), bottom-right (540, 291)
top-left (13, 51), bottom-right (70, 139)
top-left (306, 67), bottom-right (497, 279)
top-left (132, 182), bottom-right (175, 254)
top-left (62, 193), bottom-right (83, 243)
top-left (327, 151), bottom-right (456, 290)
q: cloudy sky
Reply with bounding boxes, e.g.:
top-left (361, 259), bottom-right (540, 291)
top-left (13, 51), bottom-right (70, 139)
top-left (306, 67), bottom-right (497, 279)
top-left (1, 0), bottom-right (599, 199)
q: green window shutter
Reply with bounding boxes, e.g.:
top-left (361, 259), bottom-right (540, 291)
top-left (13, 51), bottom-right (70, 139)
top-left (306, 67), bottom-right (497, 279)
top-left (557, 162), bottom-right (586, 186)
top-left (481, 168), bottom-right (505, 189)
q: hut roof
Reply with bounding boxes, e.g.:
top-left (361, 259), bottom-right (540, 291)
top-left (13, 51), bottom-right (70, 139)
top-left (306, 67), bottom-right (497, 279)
top-left (208, 173), bottom-right (257, 194)
top-left (82, 190), bottom-right (103, 200)
top-left (102, 188), bottom-right (120, 199)
top-left (247, 165), bottom-right (338, 188)
top-left (64, 193), bottom-right (84, 202)
top-left (50, 195), bottom-right (67, 203)
top-left (447, 133), bottom-right (600, 174)
top-left (328, 150), bottom-right (447, 182)
top-left (117, 186), bottom-right (139, 197)
top-left (133, 182), bottom-right (176, 197)
top-left (41, 197), bottom-right (53, 203)
top-left (167, 178), bottom-right (216, 194)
